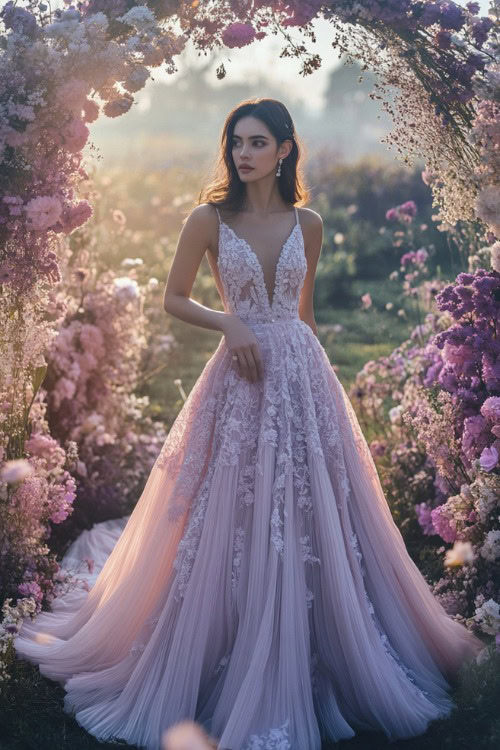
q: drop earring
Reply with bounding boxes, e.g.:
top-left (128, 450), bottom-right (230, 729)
top-left (276, 158), bottom-right (283, 177)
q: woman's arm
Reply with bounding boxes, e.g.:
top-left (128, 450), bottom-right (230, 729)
top-left (163, 204), bottom-right (229, 333)
top-left (298, 209), bottom-right (323, 337)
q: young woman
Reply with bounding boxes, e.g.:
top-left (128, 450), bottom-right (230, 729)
top-left (15, 98), bottom-right (484, 750)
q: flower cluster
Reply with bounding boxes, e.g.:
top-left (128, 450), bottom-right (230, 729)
top-left (428, 269), bottom-right (500, 471)
top-left (0, 1), bottom-right (187, 292)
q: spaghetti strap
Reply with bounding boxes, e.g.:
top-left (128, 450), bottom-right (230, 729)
top-left (214, 205), bottom-right (221, 225)
top-left (294, 205), bottom-right (299, 226)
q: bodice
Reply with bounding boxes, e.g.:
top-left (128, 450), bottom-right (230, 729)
top-left (215, 206), bottom-right (308, 325)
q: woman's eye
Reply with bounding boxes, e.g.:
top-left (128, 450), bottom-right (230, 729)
top-left (232, 141), bottom-right (264, 147)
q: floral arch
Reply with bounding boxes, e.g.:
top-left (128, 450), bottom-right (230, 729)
top-left (0, 0), bottom-right (499, 696)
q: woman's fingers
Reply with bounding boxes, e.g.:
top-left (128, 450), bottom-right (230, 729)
top-left (232, 346), bottom-right (263, 383)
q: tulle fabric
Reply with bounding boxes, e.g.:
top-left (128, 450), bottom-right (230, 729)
top-left (15, 318), bottom-right (485, 750)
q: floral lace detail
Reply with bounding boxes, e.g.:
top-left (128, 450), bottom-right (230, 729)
top-left (216, 207), bottom-right (306, 324)
top-left (172, 463), bottom-right (216, 601)
top-left (352, 527), bottom-right (435, 702)
top-left (214, 652), bottom-right (231, 676)
top-left (156, 205), bottom-right (359, 602)
top-left (310, 650), bottom-right (320, 693)
top-left (299, 535), bottom-right (321, 565)
top-left (243, 718), bottom-right (291, 750)
top-left (237, 462), bottom-right (257, 507)
top-left (305, 587), bottom-right (315, 609)
top-left (349, 531), bottom-right (364, 572)
top-left (232, 526), bottom-right (245, 593)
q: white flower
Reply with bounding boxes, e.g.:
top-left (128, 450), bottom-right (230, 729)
top-left (444, 540), bottom-right (475, 567)
top-left (117, 7), bottom-right (157, 32)
top-left (121, 257), bottom-right (143, 267)
top-left (480, 529), bottom-right (500, 562)
top-left (113, 276), bottom-right (140, 302)
top-left (475, 185), bottom-right (500, 236)
top-left (474, 597), bottom-right (500, 636)
top-left (490, 241), bottom-right (500, 273)
top-left (389, 405), bottom-right (403, 424)
top-left (1, 459), bottom-right (34, 484)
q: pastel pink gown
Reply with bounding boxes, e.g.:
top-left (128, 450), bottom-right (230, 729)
top-left (15, 206), bottom-right (485, 749)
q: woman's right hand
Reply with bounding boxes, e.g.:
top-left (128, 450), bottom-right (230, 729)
top-left (221, 315), bottom-right (264, 383)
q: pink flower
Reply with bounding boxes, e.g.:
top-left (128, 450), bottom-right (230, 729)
top-left (479, 443), bottom-right (499, 471)
top-left (57, 79), bottom-right (92, 114)
top-left (83, 98), bottom-right (100, 123)
top-left (103, 94), bottom-right (133, 118)
top-left (53, 200), bottom-right (93, 235)
top-left (61, 117), bottom-right (90, 153)
top-left (361, 292), bottom-right (372, 309)
top-left (25, 196), bottom-right (63, 231)
top-left (431, 505), bottom-right (457, 543)
top-left (222, 22), bottom-right (256, 49)
top-left (25, 432), bottom-right (59, 460)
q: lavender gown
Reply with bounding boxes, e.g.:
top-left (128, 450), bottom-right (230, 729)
top-left (15, 206), bottom-right (484, 749)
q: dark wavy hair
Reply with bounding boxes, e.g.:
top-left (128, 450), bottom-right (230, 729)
top-left (196, 97), bottom-right (310, 214)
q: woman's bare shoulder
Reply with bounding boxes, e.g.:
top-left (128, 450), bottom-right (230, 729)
top-left (296, 206), bottom-right (323, 229)
top-left (184, 202), bottom-right (219, 226)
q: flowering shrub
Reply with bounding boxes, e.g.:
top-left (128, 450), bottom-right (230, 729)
top-left (351, 199), bottom-right (499, 641)
top-left (43, 257), bottom-right (168, 542)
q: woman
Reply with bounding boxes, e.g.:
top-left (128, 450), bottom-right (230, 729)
top-left (15, 97), bottom-right (485, 750)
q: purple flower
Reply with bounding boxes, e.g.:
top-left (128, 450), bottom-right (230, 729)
top-left (1, 2), bottom-right (40, 38)
top-left (431, 505), bottom-right (456, 543)
top-left (435, 29), bottom-right (452, 48)
top-left (415, 502), bottom-right (437, 535)
top-left (466, 2), bottom-right (480, 14)
top-left (479, 443), bottom-right (499, 471)
top-left (439, 2), bottom-right (466, 31)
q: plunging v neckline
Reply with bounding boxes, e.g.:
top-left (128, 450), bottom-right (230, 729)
top-left (218, 220), bottom-right (302, 311)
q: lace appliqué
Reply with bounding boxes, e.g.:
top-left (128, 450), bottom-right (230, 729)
top-left (243, 718), bottom-right (291, 750)
top-left (232, 526), bottom-right (245, 594)
top-left (351, 527), bottom-right (435, 702)
top-left (299, 535), bottom-right (321, 565)
top-left (217, 219), bottom-right (306, 324)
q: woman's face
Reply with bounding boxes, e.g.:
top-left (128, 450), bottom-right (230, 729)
top-left (231, 115), bottom-right (290, 182)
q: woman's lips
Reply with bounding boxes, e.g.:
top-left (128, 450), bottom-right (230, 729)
top-left (239, 166), bottom-right (254, 171)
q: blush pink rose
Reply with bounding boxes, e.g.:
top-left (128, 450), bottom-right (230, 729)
top-left (25, 196), bottom-right (63, 231)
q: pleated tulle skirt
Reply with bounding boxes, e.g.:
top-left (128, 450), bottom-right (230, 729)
top-left (15, 318), bottom-right (485, 749)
